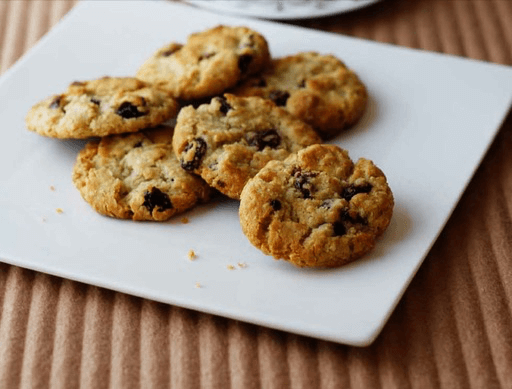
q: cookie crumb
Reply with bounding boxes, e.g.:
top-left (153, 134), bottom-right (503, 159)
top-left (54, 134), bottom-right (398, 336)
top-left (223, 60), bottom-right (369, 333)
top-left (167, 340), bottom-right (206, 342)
top-left (55, 208), bottom-right (64, 214)
top-left (181, 217), bottom-right (189, 224)
top-left (195, 282), bottom-right (201, 288)
top-left (227, 264), bottom-right (235, 270)
top-left (188, 249), bottom-right (196, 260)
top-left (49, 185), bottom-right (55, 191)
top-left (237, 262), bottom-right (247, 268)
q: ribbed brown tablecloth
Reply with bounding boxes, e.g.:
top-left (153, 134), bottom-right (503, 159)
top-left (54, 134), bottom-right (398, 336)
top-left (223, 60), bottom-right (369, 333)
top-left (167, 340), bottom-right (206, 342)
top-left (1, 1), bottom-right (511, 388)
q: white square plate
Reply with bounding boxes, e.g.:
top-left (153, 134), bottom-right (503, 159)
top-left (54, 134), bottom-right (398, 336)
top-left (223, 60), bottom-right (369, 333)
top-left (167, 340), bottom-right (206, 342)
top-left (0, 1), bottom-right (511, 346)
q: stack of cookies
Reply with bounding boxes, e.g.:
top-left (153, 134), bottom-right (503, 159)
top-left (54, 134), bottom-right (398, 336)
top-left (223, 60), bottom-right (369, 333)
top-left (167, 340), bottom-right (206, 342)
top-left (26, 25), bottom-right (394, 268)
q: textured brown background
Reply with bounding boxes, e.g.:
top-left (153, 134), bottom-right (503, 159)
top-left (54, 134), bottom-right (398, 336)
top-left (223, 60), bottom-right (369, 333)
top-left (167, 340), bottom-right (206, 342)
top-left (1, 0), bottom-right (512, 388)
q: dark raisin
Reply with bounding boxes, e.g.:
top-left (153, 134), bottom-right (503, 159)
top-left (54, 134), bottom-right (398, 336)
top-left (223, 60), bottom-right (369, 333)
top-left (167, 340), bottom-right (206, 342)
top-left (332, 221), bottom-right (346, 236)
top-left (292, 167), bottom-right (317, 199)
top-left (270, 199), bottom-right (281, 211)
top-left (199, 52), bottom-right (215, 60)
top-left (217, 180), bottom-right (226, 188)
top-left (332, 208), bottom-right (367, 237)
top-left (246, 129), bottom-right (281, 151)
top-left (238, 54), bottom-right (253, 73)
top-left (254, 79), bottom-right (267, 87)
top-left (268, 90), bottom-right (290, 106)
top-left (133, 141), bottom-right (143, 148)
top-left (298, 79), bottom-right (306, 88)
top-left (340, 208), bottom-right (367, 225)
top-left (297, 186), bottom-right (310, 199)
top-left (341, 183), bottom-right (372, 201)
top-left (340, 209), bottom-right (350, 222)
top-left (215, 96), bottom-right (232, 114)
top-left (116, 102), bottom-right (146, 119)
top-left (49, 96), bottom-right (61, 109)
top-left (91, 98), bottom-right (101, 105)
top-left (320, 199), bottom-right (333, 209)
top-left (143, 187), bottom-right (173, 213)
top-left (161, 45), bottom-right (182, 57)
top-left (354, 214), bottom-right (368, 225)
top-left (71, 81), bottom-right (85, 86)
top-left (180, 138), bottom-right (207, 171)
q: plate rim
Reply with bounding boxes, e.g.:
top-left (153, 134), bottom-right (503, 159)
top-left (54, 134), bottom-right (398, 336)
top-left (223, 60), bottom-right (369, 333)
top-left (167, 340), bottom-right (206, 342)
top-left (183, 0), bottom-right (381, 20)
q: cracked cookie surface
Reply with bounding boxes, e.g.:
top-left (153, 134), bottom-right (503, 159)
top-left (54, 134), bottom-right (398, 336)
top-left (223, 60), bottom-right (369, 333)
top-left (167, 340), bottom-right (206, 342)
top-left (26, 77), bottom-right (179, 139)
top-left (172, 94), bottom-right (322, 199)
top-left (230, 52), bottom-right (367, 139)
top-left (239, 144), bottom-right (394, 268)
top-left (136, 25), bottom-right (270, 101)
top-left (72, 126), bottom-right (211, 221)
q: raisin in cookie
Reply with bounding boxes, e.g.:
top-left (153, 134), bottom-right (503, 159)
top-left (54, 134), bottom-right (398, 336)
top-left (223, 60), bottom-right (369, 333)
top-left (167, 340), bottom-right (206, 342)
top-left (26, 77), bottom-right (179, 139)
top-left (173, 94), bottom-right (322, 200)
top-left (239, 144), bottom-right (394, 268)
top-left (136, 25), bottom-right (270, 101)
top-left (72, 126), bottom-right (211, 221)
top-left (231, 52), bottom-right (367, 139)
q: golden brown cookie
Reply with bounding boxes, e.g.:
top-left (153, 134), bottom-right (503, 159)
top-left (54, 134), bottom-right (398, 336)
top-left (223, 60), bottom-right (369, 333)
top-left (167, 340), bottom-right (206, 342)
top-left (231, 52), bottom-right (367, 139)
top-left (239, 144), bottom-right (394, 267)
top-left (26, 77), bottom-right (180, 139)
top-left (136, 25), bottom-right (270, 100)
top-left (72, 126), bottom-right (211, 221)
top-left (172, 94), bottom-right (322, 199)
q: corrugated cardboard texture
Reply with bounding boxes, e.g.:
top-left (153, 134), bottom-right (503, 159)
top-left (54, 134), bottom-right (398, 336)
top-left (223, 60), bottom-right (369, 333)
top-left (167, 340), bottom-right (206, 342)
top-left (1, 0), bottom-right (511, 387)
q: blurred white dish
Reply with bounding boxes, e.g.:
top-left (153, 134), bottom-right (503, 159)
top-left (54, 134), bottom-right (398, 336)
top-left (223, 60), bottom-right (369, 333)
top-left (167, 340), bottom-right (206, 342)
top-left (184, 0), bottom-right (380, 20)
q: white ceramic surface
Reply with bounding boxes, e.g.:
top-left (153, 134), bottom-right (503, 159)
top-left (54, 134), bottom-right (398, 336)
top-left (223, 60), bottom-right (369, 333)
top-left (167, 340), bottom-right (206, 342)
top-left (184, 0), bottom-right (380, 20)
top-left (0, 1), bottom-right (511, 346)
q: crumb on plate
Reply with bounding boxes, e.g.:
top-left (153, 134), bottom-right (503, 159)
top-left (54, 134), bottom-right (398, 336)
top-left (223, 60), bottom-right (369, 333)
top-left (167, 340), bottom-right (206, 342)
top-left (188, 249), bottom-right (196, 260)
top-left (227, 264), bottom-right (235, 270)
top-left (237, 262), bottom-right (247, 268)
top-left (181, 217), bottom-right (189, 224)
top-left (55, 208), bottom-right (63, 214)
